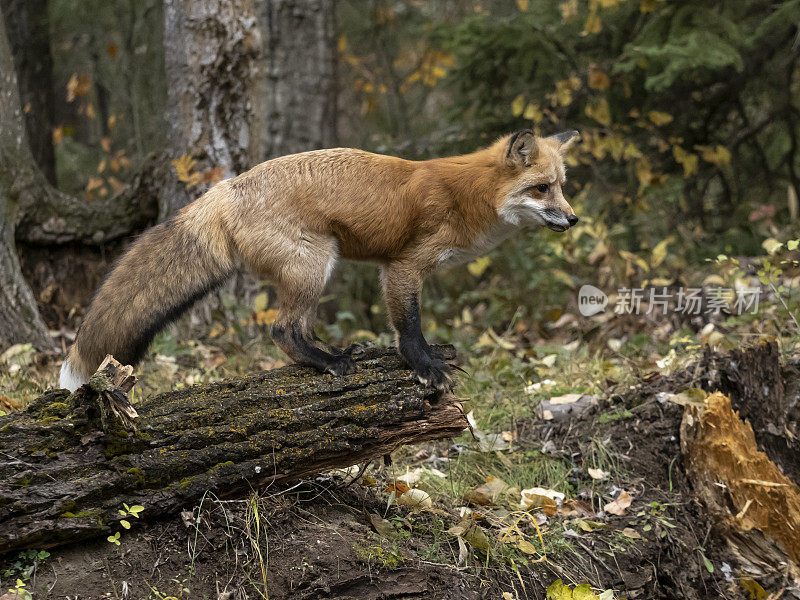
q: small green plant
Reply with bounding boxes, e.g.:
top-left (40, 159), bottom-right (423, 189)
top-left (545, 578), bottom-right (616, 599)
top-left (107, 502), bottom-right (145, 545)
top-left (118, 502), bottom-right (144, 529)
top-left (8, 578), bottom-right (33, 600)
top-left (2, 549), bottom-right (50, 582)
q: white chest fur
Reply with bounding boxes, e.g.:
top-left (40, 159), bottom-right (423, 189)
top-left (436, 219), bottom-right (517, 270)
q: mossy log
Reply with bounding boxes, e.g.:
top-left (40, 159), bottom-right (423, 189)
top-left (0, 346), bottom-right (467, 553)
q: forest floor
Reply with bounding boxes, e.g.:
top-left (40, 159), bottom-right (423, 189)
top-left (2, 280), bottom-right (800, 599)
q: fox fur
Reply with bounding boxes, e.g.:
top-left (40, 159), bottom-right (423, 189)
top-left (60, 129), bottom-right (579, 392)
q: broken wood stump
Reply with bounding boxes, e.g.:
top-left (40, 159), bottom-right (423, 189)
top-left (0, 346), bottom-right (468, 553)
top-left (681, 391), bottom-right (800, 575)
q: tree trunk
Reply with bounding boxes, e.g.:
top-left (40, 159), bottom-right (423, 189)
top-left (161, 0), bottom-right (262, 219)
top-left (254, 0), bottom-right (337, 159)
top-left (0, 11), bottom-right (56, 351)
top-left (0, 346), bottom-right (466, 553)
top-left (0, 6), bottom-right (166, 349)
top-left (0, 0), bottom-right (56, 185)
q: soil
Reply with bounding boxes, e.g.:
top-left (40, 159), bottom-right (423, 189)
top-left (3, 345), bottom-right (799, 600)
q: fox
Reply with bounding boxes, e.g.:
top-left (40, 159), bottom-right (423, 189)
top-left (59, 129), bottom-right (580, 392)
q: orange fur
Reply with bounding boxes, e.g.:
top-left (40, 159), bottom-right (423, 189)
top-left (60, 130), bottom-right (579, 391)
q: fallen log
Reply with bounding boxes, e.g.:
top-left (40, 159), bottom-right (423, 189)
top-left (0, 346), bottom-right (467, 553)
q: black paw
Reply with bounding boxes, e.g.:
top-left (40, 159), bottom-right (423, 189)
top-left (324, 355), bottom-right (356, 376)
top-left (413, 359), bottom-right (453, 391)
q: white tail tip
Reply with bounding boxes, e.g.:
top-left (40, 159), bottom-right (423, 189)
top-left (59, 357), bottom-right (86, 392)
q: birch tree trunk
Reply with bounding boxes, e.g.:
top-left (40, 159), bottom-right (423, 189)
top-left (160, 0), bottom-right (262, 219)
top-left (160, 0), bottom-right (338, 219)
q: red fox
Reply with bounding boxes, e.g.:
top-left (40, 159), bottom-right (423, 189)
top-left (59, 129), bottom-right (579, 392)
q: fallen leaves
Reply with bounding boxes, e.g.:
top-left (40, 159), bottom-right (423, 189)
top-left (603, 490), bottom-right (633, 515)
top-left (520, 487), bottom-right (565, 516)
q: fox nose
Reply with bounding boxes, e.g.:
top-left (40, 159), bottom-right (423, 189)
top-left (567, 214), bottom-right (579, 227)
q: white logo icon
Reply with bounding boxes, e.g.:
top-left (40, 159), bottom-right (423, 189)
top-left (578, 285), bottom-right (607, 316)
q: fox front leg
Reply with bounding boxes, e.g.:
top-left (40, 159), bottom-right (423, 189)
top-left (381, 263), bottom-right (453, 390)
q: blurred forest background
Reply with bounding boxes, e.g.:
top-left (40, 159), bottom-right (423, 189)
top-left (1, 0), bottom-right (799, 392)
top-left (2, 2), bottom-right (800, 598)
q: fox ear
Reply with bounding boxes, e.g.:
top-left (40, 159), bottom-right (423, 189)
top-left (548, 130), bottom-right (580, 152)
top-left (506, 129), bottom-right (538, 167)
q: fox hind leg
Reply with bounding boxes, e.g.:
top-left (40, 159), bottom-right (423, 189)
top-left (270, 240), bottom-right (354, 376)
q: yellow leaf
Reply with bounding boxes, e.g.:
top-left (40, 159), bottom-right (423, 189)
top-left (651, 237), bottom-right (672, 267)
top-left (172, 154), bottom-right (201, 187)
top-left (560, 0), bottom-right (578, 20)
top-left (640, 0), bottom-right (658, 12)
top-left (672, 145), bottom-right (698, 176)
top-left (546, 579), bottom-right (573, 600)
top-left (648, 110), bottom-right (673, 126)
top-left (762, 238), bottom-right (783, 255)
top-left (582, 10), bottom-right (602, 35)
top-left (516, 0), bottom-right (529, 9)
top-left (551, 269), bottom-right (575, 288)
top-left (101, 136), bottom-right (112, 152)
top-left (66, 73), bottom-right (91, 102)
top-left (588, 64), bottom-right (610, 90)
top-left (572, 584), bottom-right (599, 600)
top-left (85, 177), bottom-right (104, 192)
top-left (523, 103), bottom-right (543, 122)
top-left (511, 94), bottom-right (525, 117)
top-left (516, 539), bottom-right (538, 554)
top-left (255, 309), bottom-right (278, 326)
top-left (107, 176), bottom-right (126, 194)
top-left (52, 126), bottom-right (63, 145)
top-left (585, 98), bottom-right (611, 126)
top-left (337, 35), bottom-right (347, 52)
top-left (619, 250), bottom-right (650, 272)
top-left (253, 292), bottom-right (268, 313)
top-left (695, 144), bottom-right (731, 166)
top-left (554, 78), bottom-right (579, 106)
top-left (739, 578), bottom-right (767, 600)
top-left (468, 256), bottom-right (491, 277)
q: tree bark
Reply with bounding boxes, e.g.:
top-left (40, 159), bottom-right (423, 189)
top-left (161, 0), bottom-right (262, 219)
top-left (254, 0), bottom-right (337, 159)
top-left (0, 10), bottom-right (56, 351)
top-left (0, 0), bottom-right (56, 185)
top-left (0, 346), bottom-right (466, 553)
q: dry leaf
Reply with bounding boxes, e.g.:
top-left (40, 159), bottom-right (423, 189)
top-left (385, 481), bottom-right (410, 496)
top-left (0, 396), bottom-right (22, 411)
top-left (464, 476), bottom-right (509, 506)
top-left (396, 488), bottom-right (432, 510)
top-left (520, 487), bottom-right (564, 515)
top-left (66, 73), bottom-right (91, 101)
top-left (368, 513), bottom-right (395, 538)
top-left (621, 527), bottom-right (642, 539)
top-left (587, 468), bottom-right (609, 480)
top-left (550, 393), bottom-right (582, 405)
top-left (604, 490), bottom-right (632, 515)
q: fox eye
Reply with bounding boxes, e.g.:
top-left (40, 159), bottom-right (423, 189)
top-left (535, 184), bottom-right (549, 193)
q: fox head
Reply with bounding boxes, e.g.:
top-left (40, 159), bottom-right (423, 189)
top-left (496, 129), bottom-right (580, 232)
